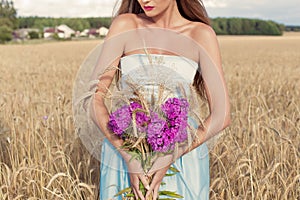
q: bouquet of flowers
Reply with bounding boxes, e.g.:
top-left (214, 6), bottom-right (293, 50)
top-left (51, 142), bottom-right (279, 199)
top-left (107, 82), bottom-right (194, 199)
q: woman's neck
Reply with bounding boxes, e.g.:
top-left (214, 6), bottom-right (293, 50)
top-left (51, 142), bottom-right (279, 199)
top-left (145, 1), bottom-right (187, 29)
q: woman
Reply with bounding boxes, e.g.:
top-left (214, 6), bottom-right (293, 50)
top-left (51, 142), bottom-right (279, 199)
top-left (74, 0), bottom-right (231, 199)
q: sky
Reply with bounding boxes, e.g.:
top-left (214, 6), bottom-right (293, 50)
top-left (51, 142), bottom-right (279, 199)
top-left (13, 0), bottom-right (300, 25)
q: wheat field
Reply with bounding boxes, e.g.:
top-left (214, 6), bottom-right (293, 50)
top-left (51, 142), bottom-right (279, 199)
top-left (0, 32), bottom-right (299, 200)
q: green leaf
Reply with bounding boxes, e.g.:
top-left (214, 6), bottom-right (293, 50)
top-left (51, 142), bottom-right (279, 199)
top-left (160, 182), bottom-right (166, 186)
top-left (159, 191), bottom-right (184, 198)
top-left (125, 193), bottom-right (135, 197)
top-left (114, 187), bottom-right (132, 197)
top-left (139, 181), bottom-right (146, 194)
top-left (169, 167), bottom-right (180, 173)
top-left (165, 173), bottom-right (177, 177)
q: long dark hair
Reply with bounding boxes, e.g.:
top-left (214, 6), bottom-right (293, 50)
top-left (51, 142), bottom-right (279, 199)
top-left (114, 0), bottom-right (210, 99)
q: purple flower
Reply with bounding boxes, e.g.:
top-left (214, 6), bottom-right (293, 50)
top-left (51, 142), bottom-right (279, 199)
top-left (161, 97), bottom-right (189, 144)
top-left (108, 105), bottom-right (131, 136)
top-left (130, 101), bottom-right (150, 132)
top-left (108, 98), bottom-right (190, 152)
top-left (161, 98), bottom-right (189, 119)
top-left (175, 129), bottom-right (188, 143)
top-left (147, 112), bottom-right (175, 152)
top-left (129, 101), bottom-right (142, 112)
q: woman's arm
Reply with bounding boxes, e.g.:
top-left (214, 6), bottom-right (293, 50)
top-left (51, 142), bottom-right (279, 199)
top-left (90, 14), bottom-right (137, 149)
top-left (90, 14), bottom-right (149, 200)
top-left (190, 23), bottom-right (231, 149)
top-left (145, 24), bottom-right (231, 199)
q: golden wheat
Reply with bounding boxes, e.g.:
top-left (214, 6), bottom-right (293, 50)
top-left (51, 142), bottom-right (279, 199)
top-left (0, 33), bottom-right (299, 200)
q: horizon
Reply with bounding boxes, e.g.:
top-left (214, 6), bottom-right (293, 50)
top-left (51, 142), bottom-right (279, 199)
top-left (16, 15), bottom-right (298, 27)
top-left (13, 0), bottom-right (300, 26)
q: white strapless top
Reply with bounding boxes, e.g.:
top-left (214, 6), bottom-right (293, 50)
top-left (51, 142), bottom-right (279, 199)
top-left (120, 54), bottom-right (198, 83)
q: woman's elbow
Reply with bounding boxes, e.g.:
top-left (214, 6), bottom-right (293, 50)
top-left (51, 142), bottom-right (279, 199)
top-left (223, 102), bottom-right (231, 128)
top-left (223, 114), bottom-right (231, 128)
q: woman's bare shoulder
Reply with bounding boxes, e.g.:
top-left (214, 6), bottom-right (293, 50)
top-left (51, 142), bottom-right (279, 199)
top-left (189, 22), bottom-right (217, 45)
top-left (108, 13), bottom-right (139, 35)
top-left (188, 22), bottom-right (221, 66)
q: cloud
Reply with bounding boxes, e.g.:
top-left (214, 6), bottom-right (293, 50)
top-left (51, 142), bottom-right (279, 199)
top-left (14, 0), bottom-right (118, 17)
top-left (204, 0), bottom-right (227, 8)
top-left (204, 0), bottom-right (300, 25)
top-left (13, 0), bottom-right (300, 25)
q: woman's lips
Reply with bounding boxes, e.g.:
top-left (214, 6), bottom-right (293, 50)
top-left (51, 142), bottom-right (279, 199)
top-left (144, 6), bottom-right (154, 11)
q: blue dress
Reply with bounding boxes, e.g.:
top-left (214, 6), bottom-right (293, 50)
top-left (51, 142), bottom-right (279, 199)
top-left (99, 54), bottom-right (210, 200)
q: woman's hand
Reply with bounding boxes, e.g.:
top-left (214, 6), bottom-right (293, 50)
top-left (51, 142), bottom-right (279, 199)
top-left (145, 164), bottom-right (171, 199)
top-left (119, 150), bottom-right (150, 200)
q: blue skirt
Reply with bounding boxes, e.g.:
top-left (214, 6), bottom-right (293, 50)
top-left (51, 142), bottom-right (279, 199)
top-left (99, 138), bottom-right (210, 200)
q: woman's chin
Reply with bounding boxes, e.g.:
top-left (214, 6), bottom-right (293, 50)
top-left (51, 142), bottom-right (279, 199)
top-left (142, 11), bottom-right (158, 18)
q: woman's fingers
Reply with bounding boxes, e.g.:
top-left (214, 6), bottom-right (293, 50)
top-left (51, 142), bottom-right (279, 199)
top-left (146, 165), bottom-right (171, 199)
top-left (145, 180), bottom-right (160, 199)
top-left (145, 184), bottom-right (154, 199)
top-left (132, 187), bottom-right (138, 200)
top-left (145, 172), bottom-right (160, 198)
top-left (153, 184), bottom-right (160, 200)
top-left (130, 174), bottom-right (140, 199)
top-left (138, 174), bottom-right (150, 191)
top-left (130, 174), bottom-right (146, 200)
top-left (130, 164), bottom-right (170, 200)
top-left (136, 189), bottom-right (145, 200)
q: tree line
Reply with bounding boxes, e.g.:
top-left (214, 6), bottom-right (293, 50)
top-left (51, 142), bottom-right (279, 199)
top-left (18, 17), bottom-right (111, 32)
top-left (0, 0), bottom-right (297, 43)
top-left (212, 17), bottom-right (285, 36)
top-left (17, 16), bottom-right (286, 35)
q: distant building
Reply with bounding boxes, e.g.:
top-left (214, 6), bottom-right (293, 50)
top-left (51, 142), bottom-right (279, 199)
top-left (99, 27), bottom-right (109, 37)
top-left (79, 27), bottom-right (109, 38)
top-left (80, 29), bottom-right (89, 37)
top-left (43, 25), bottom-right (75, 39)
top-left (44, 27), bottom-right (64, 39)
top-left (88, 28), bottom-right (98, 38)
top-left (57, 24), bottom-right (75, 38)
